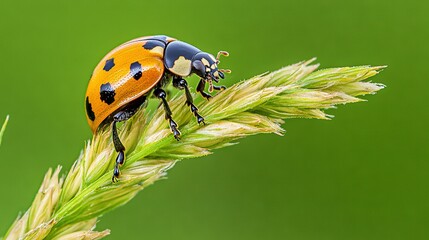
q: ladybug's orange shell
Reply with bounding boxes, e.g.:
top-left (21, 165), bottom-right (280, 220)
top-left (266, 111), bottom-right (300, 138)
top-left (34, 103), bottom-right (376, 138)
top-left (85, 40), bottom-right (165, 133)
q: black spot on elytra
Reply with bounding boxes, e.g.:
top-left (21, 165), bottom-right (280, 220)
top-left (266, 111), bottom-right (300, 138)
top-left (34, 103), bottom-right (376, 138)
top-left (143, 40), bottom-right (165, 50)
top-left (100, 83), bottom-right (116, 104)
top-left (103, 58), bottom-right (115, 71)
top-left (130, 61), bottom-right (142, 80)
top-left (86, 97), bottom-right (95, 121)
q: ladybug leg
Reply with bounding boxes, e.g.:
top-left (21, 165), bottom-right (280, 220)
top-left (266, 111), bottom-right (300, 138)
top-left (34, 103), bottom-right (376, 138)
top-left (196, 79), bottom-right (212, 100)
top-left (211, 85), bottom-right (227, 91)
top-left (173, 76), bottom-right (205, 125)
top-left (153, 88), bottom-right (181, 140)
top-left (111, 120), bottom-right (125, 182)
top-left (110, 106), bottom-right (140, 182)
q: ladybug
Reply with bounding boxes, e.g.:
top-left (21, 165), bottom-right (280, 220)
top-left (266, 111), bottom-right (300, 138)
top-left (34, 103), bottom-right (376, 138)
top-left (85, 35), bottom-right (230, 182)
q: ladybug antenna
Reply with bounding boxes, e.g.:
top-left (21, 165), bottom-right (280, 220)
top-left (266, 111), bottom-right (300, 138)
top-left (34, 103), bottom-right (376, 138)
top-left (219, 69), bottom-right (231, 74)
top-left (216, 51), bottom-right (229, 63)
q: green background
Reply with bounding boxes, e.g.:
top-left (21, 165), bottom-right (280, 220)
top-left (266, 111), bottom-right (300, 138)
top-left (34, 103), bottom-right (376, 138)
top-left (0, 0), bottom-right (428, 239)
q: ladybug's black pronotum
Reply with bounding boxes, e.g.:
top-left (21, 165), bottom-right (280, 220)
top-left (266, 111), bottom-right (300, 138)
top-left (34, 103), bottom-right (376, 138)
top-left (85, 35), bottom-right (230, 181)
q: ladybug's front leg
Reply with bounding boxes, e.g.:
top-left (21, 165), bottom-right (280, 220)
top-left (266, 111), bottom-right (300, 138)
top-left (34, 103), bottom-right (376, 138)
top-left (173, 76), bottom-right (205, 125)
top-left (196, 79), bottom-right (212, 100)
top-left (196, 79), bottom-right (226, 99)
top-left (154, 88), bottom-right (181, 140)
top-left (211, 85), bottom-right (227, 91)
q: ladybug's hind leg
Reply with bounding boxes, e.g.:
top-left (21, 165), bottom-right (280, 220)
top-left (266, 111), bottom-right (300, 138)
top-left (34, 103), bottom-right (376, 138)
top-left (110, 103), bottom-right (142, 182)
top-left (173, 76), bottom-right (205, 125)
top-left (112, 120), bottom-right (125, 182)
top-left (153, 88), bottom-right (181, 140)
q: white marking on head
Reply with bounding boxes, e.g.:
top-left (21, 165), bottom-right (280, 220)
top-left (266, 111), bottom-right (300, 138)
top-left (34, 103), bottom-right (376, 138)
top-left (201, 58), bottom-right (210, 66)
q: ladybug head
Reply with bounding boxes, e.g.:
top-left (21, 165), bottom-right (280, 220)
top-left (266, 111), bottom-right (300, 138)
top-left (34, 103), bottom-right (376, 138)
top-left (192, 51), bottom-right (230, 83)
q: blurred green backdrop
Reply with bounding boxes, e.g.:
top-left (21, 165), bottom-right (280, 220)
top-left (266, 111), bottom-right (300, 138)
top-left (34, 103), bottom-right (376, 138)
top-left (1, 0), bottom-right (428, 239)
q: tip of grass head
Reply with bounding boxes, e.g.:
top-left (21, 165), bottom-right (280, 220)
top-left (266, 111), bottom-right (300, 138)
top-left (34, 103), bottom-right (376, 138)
top-left (0, 115), bottom-right (10, 147)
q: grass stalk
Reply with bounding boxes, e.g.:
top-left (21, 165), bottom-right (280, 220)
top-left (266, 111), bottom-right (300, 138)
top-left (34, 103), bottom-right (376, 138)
top-left (2, 59), bottom-right (385, 240)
